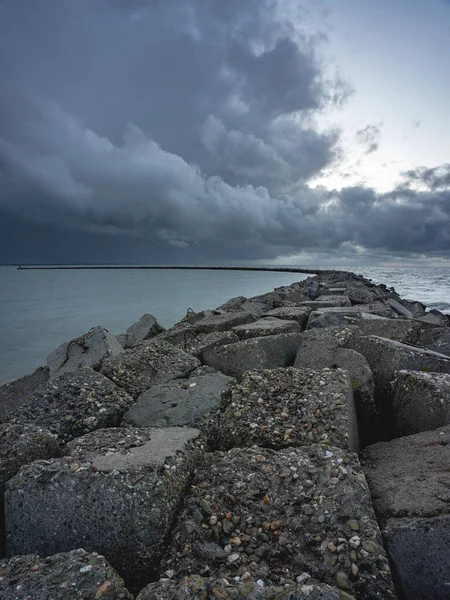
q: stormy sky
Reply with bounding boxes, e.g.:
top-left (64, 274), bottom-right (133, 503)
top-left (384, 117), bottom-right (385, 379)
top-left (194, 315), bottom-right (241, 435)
top-left (0, 0), bottom-right (449, 265)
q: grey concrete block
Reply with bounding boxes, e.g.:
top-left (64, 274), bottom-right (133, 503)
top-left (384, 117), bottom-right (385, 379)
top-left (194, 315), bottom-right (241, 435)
top-left (203, 333), bottom-right (303, 380)
top-left (5, 427), bottom-right (203, 591)
top-left (47, 326), bottom-right (123, 378)
top-left (232, 317), bottom-right (301, 340)
top-left (0, 549), bottom-right (133, 600)
top-left (217, 367), bottom-right (358, 452)
top-left (262, 306), bottom-right (311, 328)
top-left (122, 313), bottom-right (165, 348)
top-left (100, 341), bottom-right (200, 398)
top-left (0, 366), bottom-right (49, 423)
top-left (163, 445), bottom-right (396, 599)
top-left (8, 368), bottom-right (135, 443)
top-left (122, 373), bottom-right (232, 436)
top-left (389, 370), bottom-right (450, 436)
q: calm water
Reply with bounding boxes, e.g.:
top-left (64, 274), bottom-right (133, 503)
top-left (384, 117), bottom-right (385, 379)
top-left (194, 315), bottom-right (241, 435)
top-left (1, 265), bottom-right (449, 385)
top-left (0, 267), bottom-right (307, 384)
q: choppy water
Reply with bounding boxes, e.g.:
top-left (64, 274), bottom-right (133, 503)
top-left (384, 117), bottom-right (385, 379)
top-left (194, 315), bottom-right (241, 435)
top-left (0, 265), bottom-right (449, 385)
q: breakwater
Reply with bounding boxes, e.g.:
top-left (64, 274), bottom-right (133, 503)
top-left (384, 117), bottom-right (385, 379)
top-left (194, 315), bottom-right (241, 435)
top-left (1, 270), bottom-right (449, 600)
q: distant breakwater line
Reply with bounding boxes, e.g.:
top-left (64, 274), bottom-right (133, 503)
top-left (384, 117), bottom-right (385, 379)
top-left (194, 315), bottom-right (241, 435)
top-left (16, 265), bottom-right (322, 274)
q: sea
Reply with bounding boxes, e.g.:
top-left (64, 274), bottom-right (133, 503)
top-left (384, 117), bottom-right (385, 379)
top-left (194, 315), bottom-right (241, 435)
top-left (0, 265), bottom-right (449, 385)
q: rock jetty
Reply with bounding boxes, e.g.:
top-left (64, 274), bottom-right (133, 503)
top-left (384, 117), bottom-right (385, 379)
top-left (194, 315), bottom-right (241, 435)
top-left (1, 270), bottom-right (449, 600)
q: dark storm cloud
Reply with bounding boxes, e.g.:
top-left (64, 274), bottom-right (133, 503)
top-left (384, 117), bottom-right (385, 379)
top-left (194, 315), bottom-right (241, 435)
top-left (355, 124), bottom-right (382, 154)
top-left (404, 164), bottom-right (450, 190)
top-left (0, 0), bottom-right (449, 264)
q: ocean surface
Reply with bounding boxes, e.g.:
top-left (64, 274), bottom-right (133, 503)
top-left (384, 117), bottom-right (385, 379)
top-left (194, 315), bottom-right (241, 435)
top-left (0, 265), bottom-right (449, 385)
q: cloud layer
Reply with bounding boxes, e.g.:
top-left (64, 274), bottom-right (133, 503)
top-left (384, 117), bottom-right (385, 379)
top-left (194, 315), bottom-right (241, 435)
top-left (0, 0), bottom-right (449, 264)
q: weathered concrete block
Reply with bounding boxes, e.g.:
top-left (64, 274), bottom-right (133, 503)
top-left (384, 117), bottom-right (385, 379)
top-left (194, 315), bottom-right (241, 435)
top-left (203, 333), bottom-right (303, 380)
top-left (137, 576), bottom-right (344, 600)
top-left (163, 445), bottom-right (396, 599)
top-left (8, 368), bottom-right (135, 443)
top-left (307, 312), bottom-right (349, 329)
top-left (217, 367), bottom-right (358, 452)
top-left (122, 313), bottom-right (165, 348)
top-left (5, 427), bottom-right (203, 591)
top-left (319, 287), bottom-right (348, 296)
top-left (192, 311), bottom-right (257, 334)
top-left (294, 337), bottom-right (375, 448)
top-left (418, 309), bottom-right (449, 327)
top-left (389, 370), bottom-right (450, 437)
top-left (361, 426), bottom-right (450, 600)
top-left (262, 306), bottom-right (311, 329)
top-left (101, 341), bottom-right (200, 398)
top-left (308, 303), bottom-right (397, 319)
top-left (0, 424), bottom-right (60, 557)
top-left (346, 335), bottom-right (450, 439)
top-left (345, 285), bottom-right (378, 306)
top-left (216, 296), bottom-right (248, 312)
top-left (0, 549), bottom-right (133, 600)
top-left (298, 298), bottom-right (351, 309)
top-left (47, 326), bottom-right (123, 378)
top-left (156, 329), bottom-right (239, 361)
top-left (0, 366), bottom-right (49, 423)
top-left (346, 318), bottom-right (429, 345)
top-left (122, 373), bottom-right (232, 437)
top-left (416, 326), bottom-right (450, 356)
top-left (232, 317), bottom-right (301, 340)
top-left (386, 298), bottom-right (414, 319)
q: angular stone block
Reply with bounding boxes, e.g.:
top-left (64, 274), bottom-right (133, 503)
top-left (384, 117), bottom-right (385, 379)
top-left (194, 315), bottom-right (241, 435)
top-left (156, 329), bottom-right (239, 361)
top-left (298, 298), bottom-right (352, 309)
top-left (386, 299), bottom-right (414, 319)
top-left (122, 313), bottom-right (165, 348)
top-left (416, 326), bottom-right (450, 357)
top-left (163, 445), bottom-right (396, 599)
top-left (193, 311), bottom-right (257, 334)
top-left (232, 317), bottom-right (301, 340)
top-left (5, 427), bottom-right (202, 591)
top-left (262, 306), bottom-right (311, 329)
top-left (0, 366), bottom-right (49, 422)
top-left (217, 367), bottom-right (358, 452)
top-left (0, 549), bottom-right (133, 599)
top-left (389, 370), bottom-right (450, 436)
top-left (47, 326), bottom-right (123, 379)
top-left (307, 312), bottom-right (349, 329)
top-left (0, 423), bottom-right (60, 557)
top-left (101, 341), bottom-right (200, 398)
top-left (361, 426), bottom-right (450, 600)
top-left (122, 373), bottom-right (232, 437)
top-left (137, 576), bottom-right (344, 600)
top-left (8, 368), bottom-right (135, 443)
top-left (418, 310), bottom-right (449, 327)
top-left (203, 334), bottom-right (303, 380)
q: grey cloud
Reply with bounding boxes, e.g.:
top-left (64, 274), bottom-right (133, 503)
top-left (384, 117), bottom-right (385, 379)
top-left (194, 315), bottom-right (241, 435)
top-left (355, 124), bottom-right (382, 154)
top-left (1, 0), bottom-right (449, 265)
top-left (404, 164), bottom-right (450, 190)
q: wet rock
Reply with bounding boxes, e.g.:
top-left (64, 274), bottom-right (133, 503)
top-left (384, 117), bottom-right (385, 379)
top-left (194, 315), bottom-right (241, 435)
top-left (0, 424), bottom-right (60, 557)
top-left (232, 317), bottom-right (301, 340)
top-left (217, 367), bottom-right (358, 452)
top-left (8, 368), bottom-right (135, 443)
top-left (262, 307), bottom-right (311, 329)
top-left (398, 299), bottom-right (426, 318)
top-left (163, 445), bottom-right (396, 599)
top-left (388, 370), bottom-right (450, 436)
top-left (418, 309), bottom-right (449, 327)
top-left (203, 334), bottom-right (303, 380)
top-left (361, 426), bottom-right (450, 600)
top-left (122, 373), bottom-right (232, 438)
top-left (137, 575), bottom-right (343, 600)
top-left (308, 281), bottom-right (320, 300)
top-left (5, 427), bottom-right (203, 592)
top-left (416, 326), bottom-right (450, 356)
top-left (100, 341), bottom-right (200, 398)
top-left (0, 549), bottom-right (133, 600)
top-left (48, 326), bottom-right (123, 379)
top-left (0, 366), bottom-right (49, 423)
top-left (122, 313), bottom-right (165, 348)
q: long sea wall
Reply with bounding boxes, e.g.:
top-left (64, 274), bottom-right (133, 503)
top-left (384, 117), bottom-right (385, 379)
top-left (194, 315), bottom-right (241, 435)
top-left (1, 270), bottom-right (449, 600)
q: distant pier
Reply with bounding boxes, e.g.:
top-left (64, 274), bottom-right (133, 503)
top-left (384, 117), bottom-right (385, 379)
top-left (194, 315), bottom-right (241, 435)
top-left (16, 265), bottom-right (324, 274)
